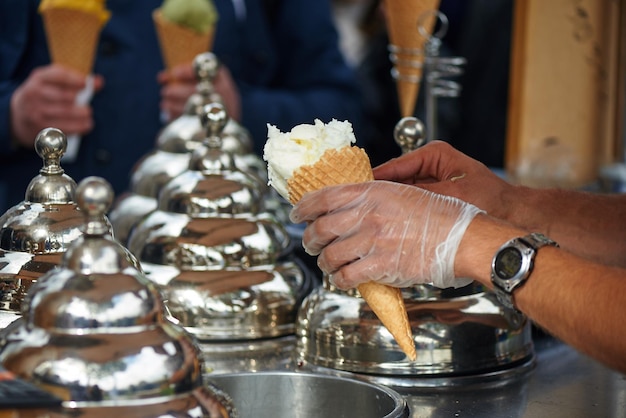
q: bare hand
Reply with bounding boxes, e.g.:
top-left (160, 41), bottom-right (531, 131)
top-left (10, 64), bottom-right (103, 149)
top-left (158, 63), bottom-right (241, 122)
top-left (158, 63), bottom-right (196, 121)
top-left (373, 140), bottom-right (513, 220)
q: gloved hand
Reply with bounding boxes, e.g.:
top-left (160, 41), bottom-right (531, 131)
top-left (290, 181), bottom-right (484, 289)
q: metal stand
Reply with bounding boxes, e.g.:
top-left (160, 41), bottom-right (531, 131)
top-left (388, 10), bottom-right (466, 143)
top-left (422, 12), bottom-right (466, 142)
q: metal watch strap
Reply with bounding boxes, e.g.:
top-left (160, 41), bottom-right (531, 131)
top-left (492, 232), bottom-right (558, 310)
top-left (521, 232), bottom-right (558, 251)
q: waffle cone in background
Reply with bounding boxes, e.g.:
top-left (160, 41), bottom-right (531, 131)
top-left (153, 10), bottom-right (215, 71)
top-left (384, 0), bottom-right (441, 117)
top-left (40, 8), bottom-right (104, 76)
top-left (288, 146), bottom-right (417, 361)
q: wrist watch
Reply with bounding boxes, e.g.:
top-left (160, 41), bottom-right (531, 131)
top-left (490, 232), bottom-right (558, 310)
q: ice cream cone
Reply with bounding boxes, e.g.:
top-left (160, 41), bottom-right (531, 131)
top-left (384, 0), bottom-right (441, 117)
top-left (287, 146), bottom-right (373, 203)
top-left (153, 10), bottom-right (215, 71)
top-left (288, 146), bottom-right (417, 360)
top-left (40, 8), bottom-right (104, 76)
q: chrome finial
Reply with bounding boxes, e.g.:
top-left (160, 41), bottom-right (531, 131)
top-left (25, 127), bottom-right (76, 204)
top-left (394, 116), bottom-right (427, 154)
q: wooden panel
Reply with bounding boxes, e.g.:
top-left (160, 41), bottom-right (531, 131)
top-left (506, 0), bottom-right (625, 188)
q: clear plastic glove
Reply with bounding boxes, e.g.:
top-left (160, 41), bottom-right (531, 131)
top-left (290, 181), bottom-right (484, 289)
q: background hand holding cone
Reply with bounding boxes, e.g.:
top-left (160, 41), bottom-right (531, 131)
top-left (38, 0), bottom-right (111, 162)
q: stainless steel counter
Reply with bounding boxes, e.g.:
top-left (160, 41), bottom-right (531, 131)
top-left (398, 336), bottom-right (626, 418)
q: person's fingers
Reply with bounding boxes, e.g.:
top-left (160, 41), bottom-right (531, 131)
top-left (169, 63), bottom-right (195, 82)
top-left (300, 206), bottom-right (363, 255)
top-left (160, 78), bottom-right (195, 120)
top-left (41, 109), bottom-right (93, 135)
top-left (36, 82), bottom-right (80, 105)
top-left (373, 140), bottom-right (464, 184)
top-left (156, 69), bottom-right (171, 84)
top-left (37, 64), bottom-right (88, 89)
top-left (92, 74), bottom-right (105, 92)
top-left (329, 254), bottom-right (389, 289)
top-left (316, 231), bottom-right (372, 275)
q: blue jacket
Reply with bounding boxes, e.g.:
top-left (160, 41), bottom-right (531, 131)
top-left (0, 0), bottom-right (363, 212)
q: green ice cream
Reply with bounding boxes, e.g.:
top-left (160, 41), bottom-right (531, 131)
top-left (161, 0), bottom-right (218, 34)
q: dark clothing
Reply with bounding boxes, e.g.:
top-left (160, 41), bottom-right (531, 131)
top-left (0, 0), bottom-right (363, 212)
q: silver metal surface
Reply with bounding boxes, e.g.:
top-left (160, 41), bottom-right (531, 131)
top-left (394, 117), bottom-right (427, 153)
top-left (197, 335), bottom-right (297, 375)
top-left (293, 335), bottom-right (626, 417)
top-left (119, 102), bottom-right (310, 347)
top-left (127, 212), bottom-right (288, 270)
top-left (156, 52), bottom-right (253, 156)
top-left (208, 371), bottom-right (410, 418)
top-left (0, 128), bottom-right (94, 321)
top-left (297, 279), bottom-right (533, 378)
top-left (109, 101), bottom-right (278, 244)
top-left (141, 259), bottom-right (311, 341)
top-left (399, 336), bottom-right (626, 418)
top-left (0, 177), bottom-right (235, 417)
top-left (422, 14), bottom-right (466, 142)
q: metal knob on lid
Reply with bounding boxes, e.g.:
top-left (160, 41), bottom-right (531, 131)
top-left (393, 117), bottom-right (427, 154)
top-left (27, 127), bottom-right (76, 204)
top-left (0, 177), bottom-right (236, 417)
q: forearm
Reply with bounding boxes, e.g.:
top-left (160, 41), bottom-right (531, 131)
top-left (501, 185), bottom-right (626, 267)
top-left (456, 214), bottom-right (626, 374)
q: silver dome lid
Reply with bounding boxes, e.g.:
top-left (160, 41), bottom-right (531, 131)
top-left (0, 128), bottom-right (83, 255)
top-left (127, 104), bottom-right (290, 268)
top-left (0, 129), bottom-right (95, 327)
top-left (131, 101), bottom-right (266, 200)
top-left (0, 177), bottom-right (236, 416)
top-left (155, 104), bottom-right (267, 218)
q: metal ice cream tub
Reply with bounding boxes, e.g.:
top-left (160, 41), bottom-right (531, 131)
top-left (208, 371), bottom-right (409, 418)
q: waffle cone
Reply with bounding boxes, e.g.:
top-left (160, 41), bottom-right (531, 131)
top-left (384, 0), bottom-right (441, 117)
top-left (288, 146), bottom-right (416, 360)
top-left (41, 9), bottom-right (104, 76)
top-left (153, 10), bottom-right (215, 71)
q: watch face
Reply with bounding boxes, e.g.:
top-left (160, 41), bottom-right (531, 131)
top-left (494, 247), bottom-right (523, 280)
